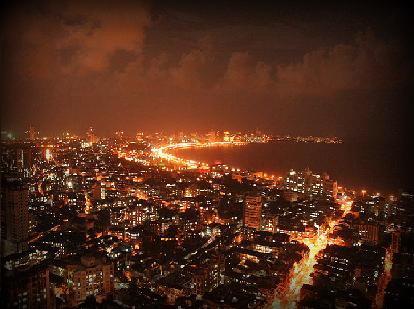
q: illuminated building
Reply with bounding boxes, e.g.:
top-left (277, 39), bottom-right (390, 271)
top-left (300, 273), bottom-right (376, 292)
top-left (110, 207), bottom-right (127, 227)
top-left (223, 131), bottom-right (231, 142)
top-left (3, 264), bottom-right (53, 309)
top-left (243, 196), bottom-right (263, 230)
top-left (0, 129), bottom-right (401, 307)
top-left (45, 148), bottom-right (53, 161)
top-left (282, 190), bottom-right (298, 202)
top-left (25, 125), bottom-right (39, 140)
top-left (284, 169), bottom-right (337, 199)
top-left (307, 244), bottom-right (384, 306)
top-left (52, 254), bottom-right (114, 306)
top-left (1, 180), bottom-right (29, 256)
top-left (391, 231), bottom-right (400, 253)
top-left (322, 173), bottom-right (338, 199)
top-left (261, 215), bottom-right (279, 233)
top-left (136, 131), bottom-right (144, 141)
top-left (352, 222), bottom-right (380, 245)
top-left (206, 131), bottom-right (217, 142)
top-left (86, 127), bottom-right (98, 144)
top-left (115, 130), bottom-right (125, 140)
top-left (4, 249), bottom-right (49, 271)
top-left (92, 182), bottom-right (106, 200)
top-left (157, 256), bottom-right (224, 303)
top-left (126, 205), bottom-right (145, 227)
top-left (190, 257), bottom-right (223, 295)
top-left (285, 169), bottom-right (308, 194)
top-left (184, 184), bottom-right (199, 197)
top-left (15, 147), bottom-right (34, 177)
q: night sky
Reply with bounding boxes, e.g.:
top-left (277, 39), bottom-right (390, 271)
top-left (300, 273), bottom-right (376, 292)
top-left (1, 1), bottom-right (413, 143)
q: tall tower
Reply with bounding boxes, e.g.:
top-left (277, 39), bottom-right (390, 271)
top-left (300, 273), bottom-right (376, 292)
top-left (1, 180), bottom-right (29, 256)
top-left (25, 125), bottom-right (39, 140)
top-left (86, 127), bottom-right (98, 144)
top-left (243, 196), bottom-right (263, 230)
top-left (391, 231), bottom-right (400, 254)
top-left (136, 132), bottom-right (144, 141)
top-left (115, 131), bottom-right (125, 141)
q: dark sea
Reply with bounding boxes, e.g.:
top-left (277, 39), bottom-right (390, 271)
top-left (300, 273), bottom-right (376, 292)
top-left (172, 141), bottom-right (414, 194)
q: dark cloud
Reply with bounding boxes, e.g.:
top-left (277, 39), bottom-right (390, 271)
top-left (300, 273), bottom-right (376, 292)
top-left (2, 0), bottom-right (150, 76)
top-left (1, 1), bottom-right (413, 141)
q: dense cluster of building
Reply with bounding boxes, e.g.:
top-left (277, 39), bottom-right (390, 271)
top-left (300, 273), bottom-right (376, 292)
top-left (1, 128), bottom-right (412, 308)
top-left (297, 190), bottom-right (414, 308)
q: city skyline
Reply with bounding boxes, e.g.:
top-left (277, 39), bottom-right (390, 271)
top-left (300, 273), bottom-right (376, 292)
top-left (1, 1), bottom-right (413, 308)
top-left (2, 128), bottom-right (411, 308)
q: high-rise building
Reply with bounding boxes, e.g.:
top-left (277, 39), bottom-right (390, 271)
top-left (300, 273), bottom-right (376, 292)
top-left (189, 256), bottom-right (223, 295)
top-left (352, 222), bottom-right (380, 245)
top-left (51, 254), bottom-right (114, 306)
top-left (391, 231), bottom-right (401, 253)
top-left (223, 131), bottom-right (232, 142)
top-left (92, 182), bottom-right (106, 200)
top-left (243, 196), bottom-right (263, 229)
top-left (25, 125), bottom-right (39, 140)
top-left (136, 131), bottom-right (144, 141)
top-left (86, 127), bottom-right (98, 144)
top-left (115, 130), bottom-right (125, 140)
top-left (206, 131), bottom-right (217, 142)
top-left (261, 214), bottom-right (279, 233)
top-left (1, 180), bottom-right (29, 256)
top-left (3, 264), bottom-right (54, 309)
top-left (285, 169), bottom-right (308, 194)
top-left (44, 148), bottom-right (53, 161)
top-left (13, 146), bottom-right (34, 177)
top-left (322, 173), bottom-right (338, 199)
top-left (284, 169), bottom-right (337, 199)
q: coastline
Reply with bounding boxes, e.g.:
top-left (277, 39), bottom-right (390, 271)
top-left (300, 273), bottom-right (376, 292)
top-left (170, 141), bottom-right (410, 194)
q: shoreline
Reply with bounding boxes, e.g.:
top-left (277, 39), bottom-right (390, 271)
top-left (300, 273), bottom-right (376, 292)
top-left (167, 141), bottom-right (403, 195)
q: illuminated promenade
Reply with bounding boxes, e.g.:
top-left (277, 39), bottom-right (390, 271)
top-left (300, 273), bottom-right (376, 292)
top-left (151, 141), bottom-right (247, 169)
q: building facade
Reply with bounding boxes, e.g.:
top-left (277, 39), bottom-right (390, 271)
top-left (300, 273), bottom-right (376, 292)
top-left (244, 196), bottom-right (263, 230)
top-left (1, 180), bottom-right (29, 256)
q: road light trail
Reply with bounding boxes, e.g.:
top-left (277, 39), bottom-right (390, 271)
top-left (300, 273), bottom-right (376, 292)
top-left (151, 141), bottom-right (246, 169)
top-left (374, 246), bottom-right (393, 308)
top-left (274, 198), bottom-right (353, 308)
